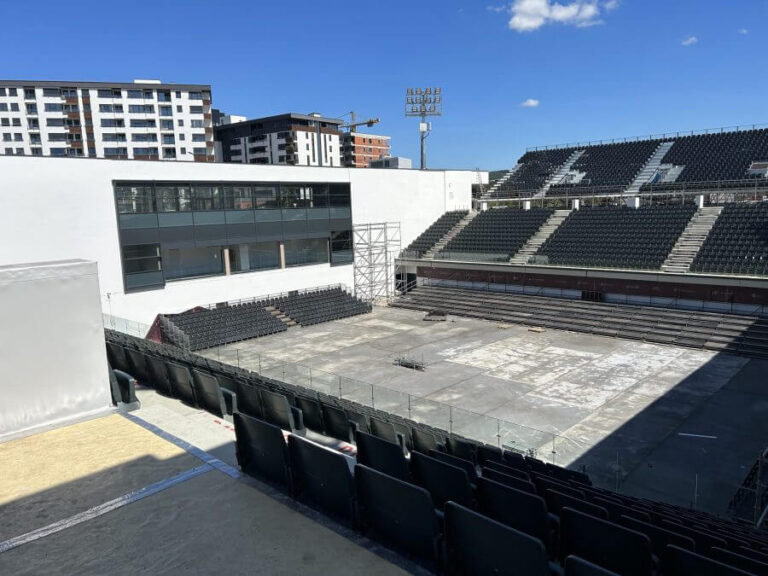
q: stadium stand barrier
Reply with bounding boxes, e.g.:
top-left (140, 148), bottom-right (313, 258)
top-left (105, 313), bottom-right (584, 466)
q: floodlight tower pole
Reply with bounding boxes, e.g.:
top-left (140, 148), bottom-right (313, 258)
top-left (420, 113), bottom-right (428, 170)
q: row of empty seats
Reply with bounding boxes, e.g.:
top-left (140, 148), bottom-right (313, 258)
top-left (392, 286), bottom-right (768, 359)
top-left (536, 205), bottom-right (696, 270)
top-left (642, 129), bottom-right (768, 192)
top-left (105, 330), bottom-right (768, 575)
top-left (487, 127), bottom-right (768, 198)
top-left (266, 286), bottom-right (372, 326)
top-left (402, 210), bottom-right (468, 257)
top-left (163, 302), bottom-right (287, 350)
top-left (692, 202), bottom-right (768, 276)
top-left (158, 286), bottom-right (371, 350)
top-left (440, 207), bottom-right (553, 261)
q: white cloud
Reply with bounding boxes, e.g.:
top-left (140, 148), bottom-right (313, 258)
top-left (521, 98), bottom-right (540, 107)
top-left (506, 0), bottom-right (608, 32)
top-left (738, 28), bottom-right (748, 35)
top-left (681, 35), bottom-right (698, 46)
top-left (486, 4), bottom-right (508, 12)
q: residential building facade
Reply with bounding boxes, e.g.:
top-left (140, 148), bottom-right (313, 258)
top-left (0, 79), bottom-right (214, 161)
top-left (341, 132), bottom-right (391, 167)
top-left (214, 113), bottom-right (342, 167)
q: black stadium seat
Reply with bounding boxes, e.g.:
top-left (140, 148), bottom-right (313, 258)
top-left (233, 412), bottom-right (290, 491)
top-left (191, 369), bottom-right (232, 418)
top-left (564, 555), bottom-right (620, 576)
top-left (260, 388), bottom-right (303, 432)
top-left (712, 546), bottom-right (768, 575)
top-left (484, 459), bottom-right (531, 481)
top-left (321, 404), bottom-right (353, 442)
top-left (412, 427), bottom-right (440, 454)
top-left (446, 436), bottom-right (476, 464)
top-left (145, 354), bottom-right (173, 396)
top-left (475, 477), bottom-right (555, 550)
top-left (295, 395), bottom-right (324, 433)
top-left (444, 502), bottom-right (553, 576)
top-left (354, 464), bottom-right (440, 570)
top-left (355, 431), bottom-right (410, 482)
top-left (481, 467), bottom-right (538, 495)
top-left (165, 360), bottom-right (197, 406)
top-left (287, 434), bottom-right (355, 525)
top-left (369, 416), bottom-right (399, 445)
top-left (545, 489), bottom-right (609, 521)
top-left (428, 449), bottom-right (477, 484)
top-left (410, 451), bottom-right (474, 511)
top-left (663, 544), bottom-right (755, 576)
top-left (618, 515), bottom-right (695, 561)
top-left (559, 507), bottom-right (653, 576)
top-left (232, 380), bottom-right (264, 418)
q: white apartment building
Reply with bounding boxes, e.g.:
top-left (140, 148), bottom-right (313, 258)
top-left (0, 79), bottom-right (214, 161)
top-left (214, 113), bottom-right (342, 167)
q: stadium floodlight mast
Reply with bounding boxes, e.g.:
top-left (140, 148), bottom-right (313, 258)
top-left (405, 87), bottom-right (442, 170)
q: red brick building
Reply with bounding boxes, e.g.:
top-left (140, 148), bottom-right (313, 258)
top-left (341, 132), bottom-right (390, 168)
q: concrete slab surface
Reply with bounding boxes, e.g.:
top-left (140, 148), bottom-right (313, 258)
top-left (205, 305), bottom-right (768, 514)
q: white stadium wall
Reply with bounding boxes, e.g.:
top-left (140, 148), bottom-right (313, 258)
top-left (0, 260), bottom-right (113, 440)
top-left (0, 156), bottom-right (476, 324)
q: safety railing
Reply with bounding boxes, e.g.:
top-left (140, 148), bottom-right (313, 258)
top-left (526, 122), bottom-right (768, 151)
top-left (484, 178), bottom-right (768, 204)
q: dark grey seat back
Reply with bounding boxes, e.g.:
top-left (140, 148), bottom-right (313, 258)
top-left (260, 389), bottom-right (297, 431)
top-left (618, 515), bottom-right (695, 560)
top-left (560, 507), bottom-right (653, 576)
top-left (145, 355), bottom-right (172, 396)
top-left (565, 555), bottom-right (620, 576)
top-left (321, 404), bottom-right (352, 442)
top-left (191, 369), bottom-right (226, 417)
top-left (288, 435), bottom-right (354, 524)
top-left (546, 489), bottom-right (609, 520)
top-left (712, 546), bottom-right (768, 575)
top-left (428, 449), bottom-right (477, 483)
top-left (482, 467), bottom-right (537, 494)
top-left (165, 360), bottom-right (197, 406)
top-left (233, 412), bottom-right (290, 490)
top-left (412, 427), bottom-right (439, 454)
top-left (354, 464), bottom-right (439, 569)
top-left (410, 451), bottom-right (473, 510)
top-left (484, 459), bottom-right (531, 481)
top-left (369, 416), bottom-right (398, 444)
top-left (445, 502), bottom-right (550, 576)
top-left (355, 431), bottom-right (410, 482)
top-left (663, 544), bottom-right (754, 576)
top-left (234, 381), bottom-right (263, 418)
top-left (476, 477), bottom-right (550, 544)
top-left (446, 436), bottom-right (476, 463)
top-left (295, 396), bottom-right (324, 433)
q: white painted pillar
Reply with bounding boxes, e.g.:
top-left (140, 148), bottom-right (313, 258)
top-left (279, 242), bottom-right (286, 269)
top-left (572, 198), bottom-right (580, 210)
top-left (625, 196), bottom-right (640, 209)
top-left (481, 201), bottom-right (488, 211)
top-left (223, 247), bottom-right (231, 275)
top-left (695, 194), bottom-right (705, 209)
top-left (523, 200), bottom-right (531, 210)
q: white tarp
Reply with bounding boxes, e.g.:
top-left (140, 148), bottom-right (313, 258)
top-left (0, 259), bottom-right (112, 440)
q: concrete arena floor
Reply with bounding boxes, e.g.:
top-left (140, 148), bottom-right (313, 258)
top-left (207, 305), bottom-right (768, 514)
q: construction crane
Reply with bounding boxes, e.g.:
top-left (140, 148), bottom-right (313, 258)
top-left (340, 111), bottom-right (380, 132)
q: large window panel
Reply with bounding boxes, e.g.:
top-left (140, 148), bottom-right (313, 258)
top-left (284, 238), bottom-right (328, 267)
top-left (116, 184), bottom-right (154, 214)
top-left (121, 243), bottom-right (164, 291)
top-left (229, 242), bottom-right (280, 273)
top-left (328, 183), bottom-right (351, 207)
top-left (161, 246), bottom-right (224, 280)
top-left (191, 185), bottom-right (222, 211)
top-left (331, 230), bottom-right (354, 265)
top-left (156, 184), bottom-right (192, 212)
top-left (253, 185), bottom-right (278, 209)
top-left (222, 185), bottom-right (252, 210)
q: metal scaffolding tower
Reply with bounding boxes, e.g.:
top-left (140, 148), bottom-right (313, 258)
top-left (353, 222), bottom-right (401, 302)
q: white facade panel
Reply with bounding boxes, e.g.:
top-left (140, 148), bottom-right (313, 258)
top-left (0, 156), bottom-right (475, 324)
top-left (0, 260), bottom-right (113, 440)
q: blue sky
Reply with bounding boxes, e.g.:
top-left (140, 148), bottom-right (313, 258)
top-left (2, 0), bottom-right (766, 169)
